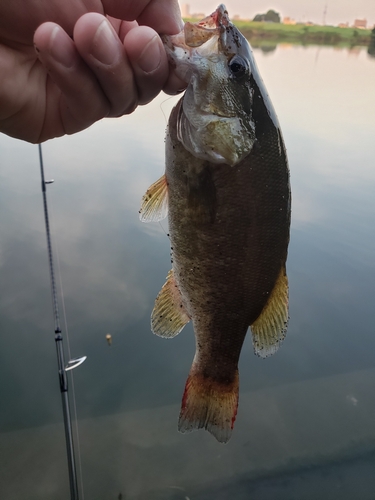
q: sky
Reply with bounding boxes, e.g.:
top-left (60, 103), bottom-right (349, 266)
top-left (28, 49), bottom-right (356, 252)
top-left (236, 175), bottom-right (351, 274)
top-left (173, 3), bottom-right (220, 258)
top-left (179, 0), bottom-right (375, 27)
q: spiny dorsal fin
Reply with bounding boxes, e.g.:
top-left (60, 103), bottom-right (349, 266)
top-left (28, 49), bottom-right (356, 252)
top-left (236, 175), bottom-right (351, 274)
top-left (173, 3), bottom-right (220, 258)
top-left (151, 270), bottom-right (190, 338)
top-left (139, 174), bottom-right (168, 222)
top-left (251, 266), bottom-right (289, 358)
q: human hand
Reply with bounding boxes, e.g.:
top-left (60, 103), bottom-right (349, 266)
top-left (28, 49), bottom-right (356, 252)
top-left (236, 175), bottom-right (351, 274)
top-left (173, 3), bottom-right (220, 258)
top-left (0, 0), bottom-right (184, 143)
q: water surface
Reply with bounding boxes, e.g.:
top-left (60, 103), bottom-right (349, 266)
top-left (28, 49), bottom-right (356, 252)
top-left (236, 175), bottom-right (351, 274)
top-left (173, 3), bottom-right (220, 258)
top-left (0, 44), bottom-right (374, 499)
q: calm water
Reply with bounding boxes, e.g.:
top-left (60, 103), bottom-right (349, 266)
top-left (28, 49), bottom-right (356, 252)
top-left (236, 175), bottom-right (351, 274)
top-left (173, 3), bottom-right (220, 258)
top-left (1, 44), bottom-right (375, 499)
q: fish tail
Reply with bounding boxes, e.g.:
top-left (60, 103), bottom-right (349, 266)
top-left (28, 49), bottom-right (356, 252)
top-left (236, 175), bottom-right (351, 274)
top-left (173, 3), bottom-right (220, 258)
top-left (178, 365), bottom-right (239, 443)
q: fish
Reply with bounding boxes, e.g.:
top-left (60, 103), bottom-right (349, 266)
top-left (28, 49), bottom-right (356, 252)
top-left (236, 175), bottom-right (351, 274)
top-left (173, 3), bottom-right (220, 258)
top-left (139, 4), bottom-right (291, 443)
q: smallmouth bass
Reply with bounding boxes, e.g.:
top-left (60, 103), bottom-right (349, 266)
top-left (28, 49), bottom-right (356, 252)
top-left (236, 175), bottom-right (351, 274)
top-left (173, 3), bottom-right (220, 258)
top-left (140, 4), bottom-right (291, 443)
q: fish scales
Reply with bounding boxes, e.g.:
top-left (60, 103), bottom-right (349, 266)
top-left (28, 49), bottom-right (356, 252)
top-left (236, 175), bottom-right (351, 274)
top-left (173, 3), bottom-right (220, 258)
top-left (166, 96), bottom-right (289, 376)
top-left (140, 4), bottom-right (290, 443)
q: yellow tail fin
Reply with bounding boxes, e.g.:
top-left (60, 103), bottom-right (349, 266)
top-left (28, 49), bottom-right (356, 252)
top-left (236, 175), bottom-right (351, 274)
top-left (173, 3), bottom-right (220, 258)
top-left (178, 366), bottom-right (239, 443)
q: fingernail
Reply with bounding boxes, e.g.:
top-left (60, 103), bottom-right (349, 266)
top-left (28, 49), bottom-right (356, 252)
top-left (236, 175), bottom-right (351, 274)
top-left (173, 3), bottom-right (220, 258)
top-left (91, 19), bottom-right (118, 65)
top-left (49, 26), bottom-right (75, 68)
top-left (138, 35), bottom-right (162, 73)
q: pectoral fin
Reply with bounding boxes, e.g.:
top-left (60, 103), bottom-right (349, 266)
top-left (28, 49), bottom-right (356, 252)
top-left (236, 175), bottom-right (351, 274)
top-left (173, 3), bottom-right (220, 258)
top-left (250, 266), bottom-right (289, 358)
top-left (151, 270), bottom-right (190, 338)
top-left (139, 174), bottom-right (168, 222)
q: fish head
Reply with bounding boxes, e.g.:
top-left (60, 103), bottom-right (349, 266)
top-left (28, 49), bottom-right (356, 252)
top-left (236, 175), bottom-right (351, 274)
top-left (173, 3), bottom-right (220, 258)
top-left (163, 4), bottom-right (257, 166)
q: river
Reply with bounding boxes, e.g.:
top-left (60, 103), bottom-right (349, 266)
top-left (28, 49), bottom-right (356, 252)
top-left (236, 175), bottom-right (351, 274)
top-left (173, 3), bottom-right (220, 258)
top-left (0, 43), bottom-right (374, 499)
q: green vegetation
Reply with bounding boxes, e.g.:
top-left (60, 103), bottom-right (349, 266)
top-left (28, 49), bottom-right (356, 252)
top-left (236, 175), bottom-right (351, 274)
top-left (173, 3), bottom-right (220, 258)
top-left (253, 9), bottom-right (281, 23)
top-left (183, 17), bottom-right (372, 47)
top-left (368, 27), bottom-right (375, 57)
top-left (233, 21), bottom-right (372, 47)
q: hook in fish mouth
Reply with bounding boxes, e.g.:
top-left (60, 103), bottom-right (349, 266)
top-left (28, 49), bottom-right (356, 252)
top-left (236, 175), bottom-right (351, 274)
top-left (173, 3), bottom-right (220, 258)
top-left (194, 4), bottom-right (230, 30)
top-left (182, 4), bottom-right (230, 47)
top-left (162, 4), bottom-right (238, 59)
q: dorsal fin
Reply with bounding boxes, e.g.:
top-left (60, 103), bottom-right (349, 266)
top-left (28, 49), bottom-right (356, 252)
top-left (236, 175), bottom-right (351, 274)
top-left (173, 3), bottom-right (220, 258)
top-left (151, 270), bottom-right (190, 338)
top-left (250, 266), bottom-right (289, 358)
top-left (139, 174), bottom-right (168, 222)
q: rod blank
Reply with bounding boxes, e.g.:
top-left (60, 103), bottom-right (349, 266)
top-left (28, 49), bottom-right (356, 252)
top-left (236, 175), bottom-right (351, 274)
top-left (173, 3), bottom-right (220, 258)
top-left (38, 144), bottom-right (80, 500)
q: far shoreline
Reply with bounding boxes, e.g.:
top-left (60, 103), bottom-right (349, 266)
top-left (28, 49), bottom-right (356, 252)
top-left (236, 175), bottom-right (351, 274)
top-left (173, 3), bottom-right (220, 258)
top-left (183, 19), bottom-right (373, 47)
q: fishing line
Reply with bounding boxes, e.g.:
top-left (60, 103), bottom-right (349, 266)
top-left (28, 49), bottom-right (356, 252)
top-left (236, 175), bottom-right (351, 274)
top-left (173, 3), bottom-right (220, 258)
top-left (158, 220), bottom-right (170, 239)
top-left (49, 192), bottom-right (86, 500)
top-left (159, 94), bottom-right (180, 125)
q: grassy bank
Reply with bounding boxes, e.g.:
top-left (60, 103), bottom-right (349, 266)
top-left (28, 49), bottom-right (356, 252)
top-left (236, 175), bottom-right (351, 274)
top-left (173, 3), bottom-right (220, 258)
top-left (184, 19), bottom-right (372, 47)
top-left (235, 22), bottom-right (372, 46)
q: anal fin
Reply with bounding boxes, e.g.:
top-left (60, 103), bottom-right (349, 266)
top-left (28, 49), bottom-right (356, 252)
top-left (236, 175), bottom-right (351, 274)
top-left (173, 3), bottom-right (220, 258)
top-left (151, 270), bottom-right (190, 338)
top-left (139, 174), bottom-right (168, 222)
top-left (251, 265), bottom-right (289, 358)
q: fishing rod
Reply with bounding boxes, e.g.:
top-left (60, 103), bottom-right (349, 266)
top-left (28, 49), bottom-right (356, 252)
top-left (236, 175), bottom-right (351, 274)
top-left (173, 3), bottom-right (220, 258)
top-left (38, 144), bottom-right (86, 500)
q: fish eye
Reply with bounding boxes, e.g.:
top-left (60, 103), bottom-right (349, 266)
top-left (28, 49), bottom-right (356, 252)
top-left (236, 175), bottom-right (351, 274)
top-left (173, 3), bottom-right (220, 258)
top-left (228, 56), bottom-right (247, 77)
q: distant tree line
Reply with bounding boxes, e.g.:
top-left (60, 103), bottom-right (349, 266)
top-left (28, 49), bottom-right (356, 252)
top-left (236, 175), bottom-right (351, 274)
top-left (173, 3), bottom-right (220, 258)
top-left (236, 22), bottom-right (372, 48)
top-left (368, 27), bottom-right (375, 57)
top-left (253, 10), bottom-right (281, 23)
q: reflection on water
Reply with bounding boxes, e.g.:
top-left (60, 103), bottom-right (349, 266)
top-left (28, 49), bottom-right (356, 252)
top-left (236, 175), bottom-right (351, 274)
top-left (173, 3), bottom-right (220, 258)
top-left (250, 39), bottom-right (375, 61)
top-left (0, 44), bottom-right (375, 499)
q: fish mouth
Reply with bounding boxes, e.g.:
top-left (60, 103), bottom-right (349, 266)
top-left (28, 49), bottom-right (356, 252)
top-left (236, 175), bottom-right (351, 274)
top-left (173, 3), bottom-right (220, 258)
top-left (162, 4), bottom-right (230, 55)
top-left (197, 3), bottom-right (230, 31)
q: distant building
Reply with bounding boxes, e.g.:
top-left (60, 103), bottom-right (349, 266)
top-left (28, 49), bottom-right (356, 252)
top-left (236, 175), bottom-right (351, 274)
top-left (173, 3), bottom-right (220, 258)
top-left (181, 4), bottom-right (190, 18)
top-left (283, 17), bottom-right (296, 25)
top-left (233, 14), bottom-right (241, 21)
top-left (338, 22), bottom-right (349, 28)
top-left (353, 19), bottom-right (367, 29)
